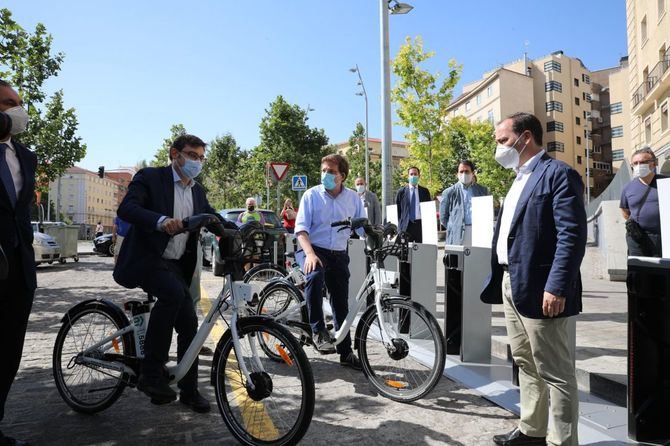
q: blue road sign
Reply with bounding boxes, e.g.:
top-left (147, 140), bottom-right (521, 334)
top-left (291, 175), bottom-right (307, 191)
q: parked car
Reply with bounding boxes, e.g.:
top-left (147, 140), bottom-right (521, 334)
top-left (32, 231), bottom-right (61, 266)
top-left (93, 233), bottom-right (115, 256)
top-left (211, 209), bottom-right (287, 276)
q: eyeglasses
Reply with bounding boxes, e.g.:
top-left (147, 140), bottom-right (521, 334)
top-left (181, 151), bottom-right (206, 162)
top-left (631, 159), bottom-right (653, 166)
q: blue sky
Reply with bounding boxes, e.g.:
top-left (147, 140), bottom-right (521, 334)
top-left (4, 1), bottom-right (627, 172)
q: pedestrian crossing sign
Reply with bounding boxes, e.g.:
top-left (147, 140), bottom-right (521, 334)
top-left (292, 175), bottom-right (307, 191)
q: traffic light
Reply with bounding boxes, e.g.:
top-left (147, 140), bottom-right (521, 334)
top-left (98, 166), bottom-right (104, 178)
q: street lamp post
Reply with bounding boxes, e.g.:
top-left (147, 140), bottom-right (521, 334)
top-left (584, 122), bottom-right (591, 205)
top-left (380, 0), bottom-right (413, 221)
top-left (350, 65), bottom-right (370, 186)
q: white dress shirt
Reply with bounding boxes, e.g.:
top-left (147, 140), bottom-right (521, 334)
top-left (496, 150), bottom-right (545, 265)
top-left (162, 167), bottom-right (194, 260)
top-left (0, 137), bottom-right (24, 197)
top-left (408, 185), bottom-right (422, 220)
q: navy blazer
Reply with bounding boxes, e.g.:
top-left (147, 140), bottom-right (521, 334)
top-left (113, 166), bottom-right (216, 289)
top-left (480, 153), bottom-right (587, 319)
top-left (395, 185), bottom-right (431, 231)
top-left (0, 139), bottom-right (37, 291)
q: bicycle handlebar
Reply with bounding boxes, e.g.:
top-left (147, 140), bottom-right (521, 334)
top-left (330, 220), bottom-right (350, 228)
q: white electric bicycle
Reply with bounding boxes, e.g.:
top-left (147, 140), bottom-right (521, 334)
top-left (52, 214), bottom-right (315, 446)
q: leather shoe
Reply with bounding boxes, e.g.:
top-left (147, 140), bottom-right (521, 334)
top-left (493, 428), bottom-right (546, 446)
top-left (1, 436), bottom-right (32, 446)
top-left (137, 375), bottom-right (176, 404)
top-left (339, 352), bottom-right (363, 371)
top-left (180, 390), bottom-right (211, 413)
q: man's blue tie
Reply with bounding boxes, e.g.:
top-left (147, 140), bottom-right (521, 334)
top-left (0, 143), bottom-right (17, 207)
top-left (409, 187), bottom-right (416, 221)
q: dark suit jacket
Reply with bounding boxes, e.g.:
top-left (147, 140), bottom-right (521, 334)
top-left (395, 185), bottom-right (431, 231)
top-left (480, 153), bottom-right (587, 319)
top-left (113, 166), bottom-right (216, 289)
top-left (0, 139), bottom-right (37, 291)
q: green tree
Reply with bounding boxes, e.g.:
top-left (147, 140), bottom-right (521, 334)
top-left (1, 8), bottom-right (86, 190)
top-left (245, 96), bottom-right (330, 211)
top-left (200, 133), bottom-right (246, 209)
top-left (344, 122), bottom-right (381, 197)
top-left (392, 36), bottom-right (461, 195)
top-left (151, 123), bottom-right (186, 167)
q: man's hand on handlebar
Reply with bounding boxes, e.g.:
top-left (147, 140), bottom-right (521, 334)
top-left (162, 218), bottom-right (184, 235)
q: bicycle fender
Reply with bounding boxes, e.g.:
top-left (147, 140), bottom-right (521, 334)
top-left (353, 297), bottom-right (411, 351)
top-left (60, 299), bottom-right (131, 327)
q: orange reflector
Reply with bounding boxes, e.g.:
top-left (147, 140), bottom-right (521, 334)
top-left (111, 338), bottom-right (120, 353)
top-left (385, 379), bottom-right (408, 389)
top-left (275, 344), bottom-right (293, 366)
top-left (263, 333), bottom-right (271, 343)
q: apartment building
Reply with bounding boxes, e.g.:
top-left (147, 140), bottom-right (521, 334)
top-left (105, 167), bottom-right (137, 207)
top-left (335, 138), bottom-right (409, 166)
top-left (447, 51), bottom-right (615, 198)
top-left (49, 166), bottom-right (120, 229)
top-left (627, 0), bottom-right (670, 173)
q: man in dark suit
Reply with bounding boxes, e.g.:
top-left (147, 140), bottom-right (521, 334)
top-left (114, 134), bottom-right (217, 413)
top-left (0, 80), bottom-right (37, 446)
top-left (395, 166), bottom-right (431, 242)
top-left (481, 113), bottom-right (586, 446)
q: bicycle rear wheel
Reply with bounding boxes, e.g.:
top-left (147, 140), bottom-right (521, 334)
top-left (53, 301), bottom-right (133, 413)
top-left (243, 263), bottom-right (287, 298)
top-left (357, 298), bottom-right (446, 402)
top-left (212, 318), bottom-right (315, 446)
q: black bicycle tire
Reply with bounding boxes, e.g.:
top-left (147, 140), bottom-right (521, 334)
top-left (243, 263), bottom-right (287, 283)
top-left (357, 299), bottom-right (446, 403)
top-left (52, 303), bottom-right (130, 413)
top-left (212, 319), bottom-right (315, 446)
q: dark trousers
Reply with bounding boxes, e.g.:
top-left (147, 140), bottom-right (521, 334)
top-left (302, 246), bottom-right (352, 356)
top-left (406, 219), bottom-right (422, 243)
top-left (0, 247), bottom-right (34, 425)
top-left (626, 232), bottom-right (662, 257)
top-left (141, 258), bottom-right (198, 394)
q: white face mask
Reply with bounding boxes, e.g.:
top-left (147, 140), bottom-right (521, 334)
top-left (4, 106), bottom-right (29, 135)
top-left (633, 163), bottom-right (653, 178)
top-left (458, 173), bottom-right (473, 185)
top-left (495, 133), bottom-right (528, 169)
top-left (356, 185), bottom-right (366, 193)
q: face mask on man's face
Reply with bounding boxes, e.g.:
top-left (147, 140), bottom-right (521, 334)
top-left (633, 163), bottom-right (653, 178)
top-left (178, 153), bottom-right (203, 179)
top-left (247, 206), bottom-right (255, 212)
top-left (408, 175), bottom-right (419, 186)
top-left (356, 185), bottom-right (366, 193)
top-left (458, 172), bottom-right (473, 185)
top-left (4, 106), bottom-right (29, 135)
top-left (494, 133), bottom-right (528, 170)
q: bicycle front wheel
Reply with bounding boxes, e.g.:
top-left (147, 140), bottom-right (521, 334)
top-left (213, 318), bottom-right (315, 446)
top-left (52, 301), bottom-right (133, 413)
top-left (357, 298), bottom-right (446, 402)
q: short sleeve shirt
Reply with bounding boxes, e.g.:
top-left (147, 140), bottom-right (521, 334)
top-left (620, 174), bottom-right (667, 233)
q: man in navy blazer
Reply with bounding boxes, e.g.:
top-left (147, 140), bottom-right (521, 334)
top-left (0, 80), bottom-right (37, 446)
top-left (482, 113), bottom-right (586, 446)
top-left (395, 166), bottom-right (432, 242)
top-left (114, 134), bottom-right (217, 413)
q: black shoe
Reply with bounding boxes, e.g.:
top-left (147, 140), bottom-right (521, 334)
top-left (180, 390), bottom-right (211, 413)
top-left (137, 375), bottom-right (177, 404)
top-left (313, 328), bottom-right (335, 353)
top-left (199, 346), bottom-right (214, 356)
top-left (339, 352), bottom-right (363, 370)
top-left (1, 437), bottom-right (32, 446)
top-left (492, 428), bottom-right (546, 446)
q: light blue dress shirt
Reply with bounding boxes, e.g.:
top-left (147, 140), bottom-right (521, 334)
top-left (462, 183), bottom-right (474, 225)
top-left (294, 184), bottom-right (365, 251)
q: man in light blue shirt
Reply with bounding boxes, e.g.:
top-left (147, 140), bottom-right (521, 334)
top-left (295, 154), bottom-right (365, 369)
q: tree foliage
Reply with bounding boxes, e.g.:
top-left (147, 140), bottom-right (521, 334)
top-left (200, 133), bottom-right (246, 210)
top-left (0, 8), bottom-right (86, 191)
top-left (392, 36), bottom-right (461, 195)
top-left (344, 122), bottom-right (381, 197)
top-left (151, 123), bottom-right (186, 167)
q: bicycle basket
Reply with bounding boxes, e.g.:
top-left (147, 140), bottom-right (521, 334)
top-left (218, 228), bottom-right (243, 261)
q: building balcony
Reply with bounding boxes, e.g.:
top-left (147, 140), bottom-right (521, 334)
top-left (632, 49), bottom-right (670, 111)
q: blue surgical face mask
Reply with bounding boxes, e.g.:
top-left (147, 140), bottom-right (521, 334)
top-left (179, 153), bottom-right (203, 179)
top-left (321, 172), bottom-right (337, 190)
top-left (408, 175), bottom-right (419, 186)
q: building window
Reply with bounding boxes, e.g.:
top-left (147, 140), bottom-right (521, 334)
top-left (575, 117), bottom-right (581, 125)
top-left (465, 101), bottom-right (471, 111)
top-left (641, 16), bottom-right (648, 43)
top-left (576, 136), bottom-right (582, 145)
top-left (611, 126), bottom-right (624, 138)
top-left (594, 162), bottom-right (612, 173)
top-left (546, 101), bottom-right (563, 112)
top-left (545, 80), bottom-right (563, 92)
top-left (547, 121), bottom-right (564, 132)
top-left (547, 142), bottom-right (565, 152)
top-left (487, 85), bottom-right (493, 97)
top-left (574, 78), bottom-right (579, 87)
top-left (645, 117), bottom-right (652, 142)
top-left (584, 129), bottom-right (591, 139)
top-left (577, 156), bottom-right (582, 164)
top-left (476, 94), bottom-right (481, 106)
top-left (582, 74), bottom-right (591, 84)
top-left (612, 149), bottom-right (624, 161)
top-left (487, 110), bottom-right (494, 124)
top-left (544, 60), bottom-right (562, 72)
top-left (661, 102), bottom-right (668, 132)
top-left (583, 92), bottom-right (592, 102)
top-left (575, 97), bottom-right (580, 106)
top-left (610, 102), bottom-right (623, 114)
top-left (592, 145), bottom-right (602, 153)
